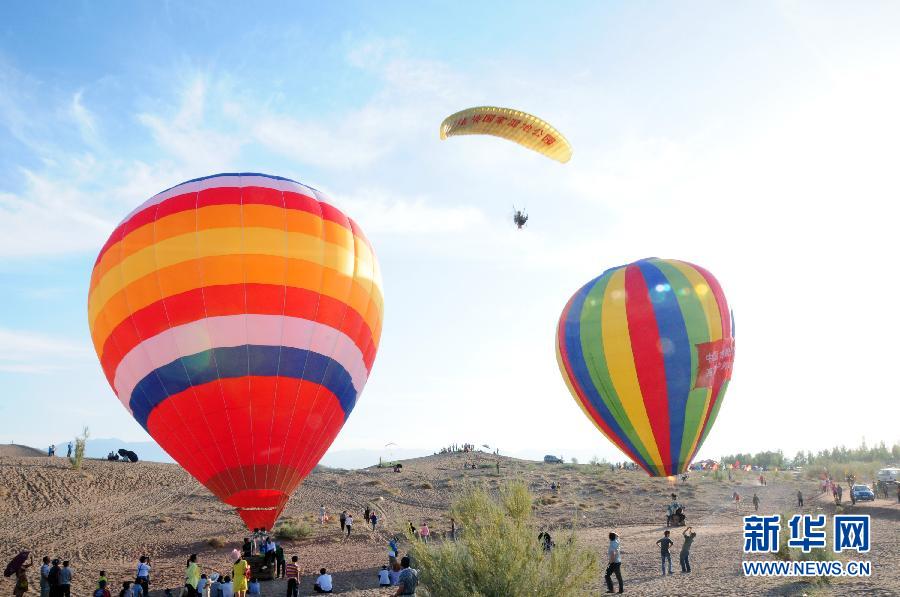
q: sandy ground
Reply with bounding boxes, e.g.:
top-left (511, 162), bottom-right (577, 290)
top-left (1, 452), bottom-right (897, 596)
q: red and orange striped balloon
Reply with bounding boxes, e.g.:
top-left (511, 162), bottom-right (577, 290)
top-left (88, 173), bottom-right (383, 529)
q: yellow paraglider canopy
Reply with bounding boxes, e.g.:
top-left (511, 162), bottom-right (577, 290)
top-left (439, 106), bottom-right (572, 163)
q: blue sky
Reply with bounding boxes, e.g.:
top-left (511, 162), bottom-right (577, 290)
top-left (2, 2), bottom-right (899, 465)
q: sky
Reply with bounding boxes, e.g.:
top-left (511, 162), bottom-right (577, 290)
top-left (1, 1), bottom-right (899, 467)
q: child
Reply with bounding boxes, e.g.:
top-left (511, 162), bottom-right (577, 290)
top-left (94, 580), bottom-right (112, 597)
top-left (247, 578), bottom-right (261, 595)
top-left (378, 565), bottom-right (391, 587)
top-left (119, 581), bottom-right (134, 597)
top-left (98, 571), bottom-right (108, 590)
top-left (197, 573), bottom-right (209, 596)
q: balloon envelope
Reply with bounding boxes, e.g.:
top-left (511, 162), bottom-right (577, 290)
top-left (556, 258), bottom-right (734, 476)
top-left (88, 173), bottom-right (383, 529)
top-left (440, 106), bottom-right (572, 163)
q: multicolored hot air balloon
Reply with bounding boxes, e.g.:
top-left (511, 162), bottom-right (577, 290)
top-left (439, 106), bottom-right (572, 163)
top-left (88, 173), bottom-right (383, 529)
top-left (556, 258), bottom-right (734, 477)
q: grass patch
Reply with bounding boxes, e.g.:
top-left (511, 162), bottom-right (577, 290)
top-left (275, 518), bottom-right (312, 541)
top-left (207, 537), bottom-right (226, 548)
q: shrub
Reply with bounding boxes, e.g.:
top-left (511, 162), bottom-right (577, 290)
top-left (420, 482), bottom-right (434, 489)
top-left (409, 481), bottom-right (597, 596)
top-left (773, 513), bottom-right (835, 586)
top-left (207, 537), bottom-right (226, 548)
top-left (274, 519), bottom-right (312, 541)
top-left (70, 427), bottom-right (89, 470)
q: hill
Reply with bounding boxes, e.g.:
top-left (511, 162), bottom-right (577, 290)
top-left (0, 451), bottom-right (897, 596)
top-left (0, 443), bottom-right (45, 457)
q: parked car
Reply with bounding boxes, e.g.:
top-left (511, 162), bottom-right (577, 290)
top-left (851, 484), bottom-right (875, 502)
top-left (543, 455), bottom-right (563, 464)
top-left (876, 467), bottom-right (899, 484)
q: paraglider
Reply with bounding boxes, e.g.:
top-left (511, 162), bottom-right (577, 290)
top-left (556, 258), bottom-right (734, 477)
top-left (513, 207), bottom-right (529, 229)
top-left (439, 106), bottom-right (572, 163)
top-left (87, 173), bottom-right (383, 529)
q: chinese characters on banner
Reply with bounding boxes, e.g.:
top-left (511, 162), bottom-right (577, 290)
top-left (453, 113), bottom-right (559, 146)
top-left (694, 337), bottom-right (735, 389)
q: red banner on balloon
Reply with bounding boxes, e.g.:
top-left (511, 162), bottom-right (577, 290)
top-left (694, 338), bottom-right (735, 389)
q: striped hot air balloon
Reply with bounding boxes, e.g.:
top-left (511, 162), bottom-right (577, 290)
top-left (556, 258), bottom-right (734, 476)
top-left (88, 173), bottom-right (383, 529)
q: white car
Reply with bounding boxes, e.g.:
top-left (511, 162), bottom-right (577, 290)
top-left (876, 467), bottom-right (899, 484)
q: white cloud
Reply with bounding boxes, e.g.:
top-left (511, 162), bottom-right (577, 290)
top-left (137, 78), bottom-right (243, 174)
top-left (0, 327), bottom-right (91, 374)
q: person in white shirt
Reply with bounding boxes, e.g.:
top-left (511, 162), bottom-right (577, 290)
top-left (219, 576), bottom-right (234, 597)
top-left (604, 532), bottom-right (623, 594)
top-left (345, 515), bottom-right (353, 537)
top-left (378, 566), bottom-right (391, 587)
top-left (314, 568), bottom-right (333, 593)
top-left (136, 556), bottom-right (151, 596)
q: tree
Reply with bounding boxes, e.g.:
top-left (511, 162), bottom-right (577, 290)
top-left (70, 426), bottom-right (89, 470)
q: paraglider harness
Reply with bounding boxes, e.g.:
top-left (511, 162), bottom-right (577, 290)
top-left (513, 209), bottom-right (529, 229)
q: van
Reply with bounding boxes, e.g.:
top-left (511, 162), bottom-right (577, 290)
top-left (876, 467), bottom-right (900, 484)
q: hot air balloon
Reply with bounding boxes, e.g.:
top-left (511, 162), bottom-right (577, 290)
top-left (556, 258), bottom-right (734, 477)
top-left (439, 106), bottom-right (572, 163)
top-left (87, 173), bottom-right (383, 529)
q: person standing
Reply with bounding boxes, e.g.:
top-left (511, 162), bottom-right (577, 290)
top-left (184, 554), bottom-right (200, 597)
top-left (680, 527), bottom-right (696, 573)
top-left (67, 443), bottom-right (72, 458)
top-left (752, 493), bottom-right (760, 512)
top-left (450, 518), bottom-right (456, 541)
top-left (604, 532), bottom-right (623, 594)
top-left (339, 511), bottom-right (347, 533)
top-left (13, 557), bottom-right (32, 597)
top-left (47, 559), bottom-right (62, 597)
top-left (275, 542), bottom-right (286, 578)
top-left (232, 555), bottom-right (249, 597)
top-left (420, 523), bottom-right (430, 544)
top-left (345, 514), bottom-right (354, 537)
top-left (285, 556), bottom-right (300, 597)
top-left (656, 530), bottom-right (674, 575)
top-left (136, 556), bottom-right (151, 596)
top-left (371, 512), bottom-right (378, 531)
top-left (797, 490), bottom-right (804, 508)
top-left (364, 506), bottom-right (371, 524)
top-left (319, 504), bottom-right (327, 525)
top-left (40, 556), bottom-right (51, 597)
top-left (59, 561), bottom-right (72, 597)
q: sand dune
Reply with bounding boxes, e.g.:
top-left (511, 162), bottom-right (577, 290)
top-left (1, 452), bottom-right (897, 595)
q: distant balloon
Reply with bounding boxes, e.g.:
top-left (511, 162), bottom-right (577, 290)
top-left (556, 258), bottom-right (734, 476)
top-left (439, 106), bottom-right (572, 163)
top-left (88, 173), bottom-right (383, 529)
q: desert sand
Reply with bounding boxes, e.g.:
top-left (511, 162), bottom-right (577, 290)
top-left (1, 451), bottom-right (898, 596)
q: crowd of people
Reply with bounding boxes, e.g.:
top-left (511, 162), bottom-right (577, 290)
top-left (603, 525), bottom-right (698, 593)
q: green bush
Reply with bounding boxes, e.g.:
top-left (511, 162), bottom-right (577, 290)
top-left (274, 518), bottom-right (312, 541)
top-left (70, 427), bottom-right (89, 470)
top-left (409, 481), bottom-right (597, 596)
